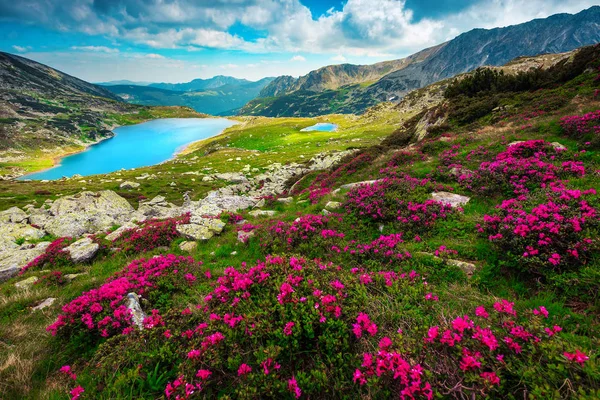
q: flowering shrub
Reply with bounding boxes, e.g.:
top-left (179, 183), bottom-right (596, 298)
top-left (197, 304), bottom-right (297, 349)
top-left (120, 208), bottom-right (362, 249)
top-left (480, 187), bottom-right (599, 275)
top-left (458, 140), bottom-right (575, 195)
top-left (47, 255), bottom-right (201, 340)
top-left (36, 270), bottom-right (67, 287)
top-left (20, 237), bottom-right (74, 274)
top-left (344, 176), bottom-right (433, 221)
top-left (560, 109), bottom-right (600, 145)
top-left (113, 213), bottom-right (190, 253)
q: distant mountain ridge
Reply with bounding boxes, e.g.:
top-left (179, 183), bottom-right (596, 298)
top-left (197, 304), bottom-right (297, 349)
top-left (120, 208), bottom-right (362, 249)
top-left (105, 77), bottom-right (276, 115)
top-left (150, 76), bottom-right (253, 92)
top-left (240, 6), bottom-right (600, 117)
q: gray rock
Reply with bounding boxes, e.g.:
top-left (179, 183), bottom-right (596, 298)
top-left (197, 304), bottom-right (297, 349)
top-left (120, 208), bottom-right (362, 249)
top-left (32, 297), bottom-right (56, 311)
top-left (0, 223), bottom-right (46, 242)
top-left (120, 181), bottom-right (140, 189)
top-left (0, 242), bottom-right (50, 281)
top-left (214, 172), bottom-right (248, 184)
top-left (177, 218), bottom-right (225, 241)
top-left (277, 197), bottom-right (294, 204)
top-left (325, 201), bottom-right (342, 209)
top-left (237, 230), bottom-right (255, 243)
top-left (446, 259), bottom-right (477, 276)
top-left (126, 292), bottom-right (146, 330)
top-left (249, 210), bottom-right (277, 217)
top-left (431, 192), bottom-right (470, 208)
top-left (0, 207), bottom-right (29, 223)
top-left (66, 237), bottom-right (99, 263)
top-left (15, 276), bottom-right (38, 289)
top-left (105, 222), bottom-right (138, 241)
top-left (339, 180), bottom-right (381, 190)
top-left (179, 241), bottom-right (198, 252)
top-left (64, 272), bottom-right (88, 282)
top-left (551, 142), bottom-right (567, 151)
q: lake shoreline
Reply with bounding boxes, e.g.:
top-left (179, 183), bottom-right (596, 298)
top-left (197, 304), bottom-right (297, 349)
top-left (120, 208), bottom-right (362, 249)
top-left (19, 118), bottom-right (237, 181)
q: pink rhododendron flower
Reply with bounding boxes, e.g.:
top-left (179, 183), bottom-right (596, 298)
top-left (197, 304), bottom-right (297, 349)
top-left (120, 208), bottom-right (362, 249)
top-left (564, 350), bottom-right (589, 365)
top-left (70, 385), bottom-right (84, 400)
top-left (237, 363), bottom-right (252, 376)
top-left (284, 321), bottom-right (295, 336)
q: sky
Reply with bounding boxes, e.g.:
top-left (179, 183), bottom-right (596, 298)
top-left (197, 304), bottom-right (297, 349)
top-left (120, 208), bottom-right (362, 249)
top-left (0, 0), bottom-right (599, 83)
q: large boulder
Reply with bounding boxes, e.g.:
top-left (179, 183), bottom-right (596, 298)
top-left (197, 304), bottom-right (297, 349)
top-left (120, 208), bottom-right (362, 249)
top-left (135, 196), bottom-right (182, 220)
top-left (105, 222), bottom-right (138, 242)
top-left (0, 241), bottom-right (50, 281)
top-left (66, 237), bottom-right (100, 263)
top-left (0, 223), bottom-right (46, 242)
top-left (0, 207), bottom-right (29, 223)
top-left (199, 194), bottom-right (258, 213)
top-left (44, 191), bottom-right (134, 237)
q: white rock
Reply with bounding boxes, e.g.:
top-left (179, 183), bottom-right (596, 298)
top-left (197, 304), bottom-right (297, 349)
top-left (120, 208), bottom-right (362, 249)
top-left (126, 293), bottom-right (146, 330)
top-left (120, 181), bottom-right (140, 189)
top-left (179, 241), bottom-right (198, 252)
top-left (249, 210), bottom-right (277, 217)
top-left (431, 192), bottom-right (470, 208)
top-left (15, 276), bottom-right (38, 289)
top-left (32, 297), bottom-right (56, 311)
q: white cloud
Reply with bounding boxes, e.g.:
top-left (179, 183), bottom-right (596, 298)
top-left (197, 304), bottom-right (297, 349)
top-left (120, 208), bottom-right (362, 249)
top-left (290, 55), bottom-right (306, 62)
top-left (12, 45), bottom-right (31, 52)
top-left (142, 53), bottom-right (165, 59)
top-left (71, 45), bottom-right (119, 53)
top-left (3, 0), bottom-right (599, 59)
top-left (331, 54), bottom-right (347, 62)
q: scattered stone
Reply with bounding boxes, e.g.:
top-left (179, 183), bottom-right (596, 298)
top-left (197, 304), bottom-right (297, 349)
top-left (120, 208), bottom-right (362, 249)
top-left (119, 181), bottom-right (140, 189)
top-left (277, 197), bottom-right (294, 204)
top-left (254, 198), bottom-right (266, 208)
top-left (126, 292), bottom-right (146, 330)
top-left (237, 230), bottom-right (255, 243)
top-left (551, 142), bottom-right (567, 151)
top-left (0, 242), bottom-right (50, 282)
top-left (249, 210), bottom-right (277, 217)
top-left (446, 259), bottom-right (477, 276)
top-left (105, 222), bottom-right (138, 241)
top-left (15, 276), bottom-right (38, 289)
top-left (231, 251), bottom-right (238, 256)
top-left (179, 241), bottom-right (198, 252)
top-left (65, 237), bottom-right (99, 263)
top-left (177, 218), bottom-right (226, 241)
top-left (325, 201), bottom-right (342, 210)
top-left (202, 176), bottom-right (214, 182)
top-left (321, 209), bottom-right (332, 215)
top-left (431, 192), bottom-right (470, 208)
top-left (170, 182), bottom-right (177, 187)
top-left (339, 180), bottom-right (381, 190)
top-left (32, 297), bottom-right (56, 311)
top-left (64, 272), bottom-right (88, 282)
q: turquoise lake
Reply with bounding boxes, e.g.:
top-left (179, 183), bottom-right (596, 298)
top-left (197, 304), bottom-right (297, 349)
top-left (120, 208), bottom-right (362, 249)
top-left (21, 118), bottom-right (237, 180)
top-left (300, 123), bottom-right (338, 132)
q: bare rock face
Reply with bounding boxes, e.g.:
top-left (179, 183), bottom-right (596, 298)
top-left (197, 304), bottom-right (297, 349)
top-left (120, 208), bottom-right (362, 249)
top-left (65, 237), bottom-right (100, 263)
top-left (431, 192), bottom-right (470, 208)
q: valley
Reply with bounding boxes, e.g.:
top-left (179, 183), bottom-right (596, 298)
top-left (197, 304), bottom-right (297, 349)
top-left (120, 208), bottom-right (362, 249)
top-left (0, 5), bottom-right (599, 400)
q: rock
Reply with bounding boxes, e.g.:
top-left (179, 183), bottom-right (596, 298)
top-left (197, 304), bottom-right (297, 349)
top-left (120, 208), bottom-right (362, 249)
top-left (0, 223), bottom-right (46, 242)
top-left (177, 218), bottom-right (225, 241)
top-left (277, 197), bottom-right (294, 204)
top-left (45, 191), bottom-right (134, 237)
top-left (231, 251), bottom-right (238, 256)
top-left (179, 241), bottom-right (198, 252)
top-left (237, 230), bottom-right (255, 243)
top-left (321, 209), bottom-right (332, 215)
top-left (339, 180), bottom-right (381, 190)
top-left (446, 259), bottom-right (477, 276)
top-left (64, 272), bottom-right (88, 282)
top-left (126, 293), bottom-right (146, 330)
top-left (65, 237), bottom-right (99, 263)
top-left (431, 192), bottom-right (470, 208)
top-left (169, 182), bottom-right (177, 187)
top-left (254, 198), bottom-right (266, 208)
top-left (136, 196), bottom-right (182, 220)
top-left (120, 181), bottom-right (140, 189)
top-left (551, 142), bottom-right (567, 151)
top-left (0, 242), bottom-right (50, 282)
top-left (249, 210), bottom-right (277, 217)
top-left (213, 172), bottom-right (248, 184)
top-left (325, 201), bottom-right (342, 210)
top-left (0, 206), bottom-right (29, 223)
top-left (202, 176), bottom-right (214, 182)
top-left (105, 222), bottom-right (137, 241)
top-left (32, 297), bottom-right (56, 311)
top-left (199, 194), bottom-right (258, 213)
top-left (15, 276), bottom-right (38, 289)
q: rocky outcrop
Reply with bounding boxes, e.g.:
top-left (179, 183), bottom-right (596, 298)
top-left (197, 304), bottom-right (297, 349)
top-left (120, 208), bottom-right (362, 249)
top-left (177, 218), bottom-right (226, 241)
top-left (0, 241), bottom-right (50, 281)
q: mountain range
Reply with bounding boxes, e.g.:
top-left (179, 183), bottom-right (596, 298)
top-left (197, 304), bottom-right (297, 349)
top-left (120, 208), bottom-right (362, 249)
top-left (102, 76), bottom-right (275, 115)
top-left (239, 6), bottom-right (600, 117)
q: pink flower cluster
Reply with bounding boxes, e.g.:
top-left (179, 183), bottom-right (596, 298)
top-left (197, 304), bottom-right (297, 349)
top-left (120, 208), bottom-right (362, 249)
top-left (560, 109), bottom-right (600, 139)
top-left (114, 213), bottom-right (191, 253)
top-left (47, 255), bottom-right (199, 338)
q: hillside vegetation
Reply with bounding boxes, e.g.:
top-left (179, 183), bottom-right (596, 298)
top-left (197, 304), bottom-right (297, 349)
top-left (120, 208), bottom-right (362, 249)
top-left (0, 45), bottom-right (599, 399)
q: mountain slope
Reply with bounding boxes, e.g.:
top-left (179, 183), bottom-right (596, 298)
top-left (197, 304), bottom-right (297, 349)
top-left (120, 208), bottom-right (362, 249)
top-left (0, 52), bottom-right (200, 178)
top-left (106, 77), bottom-right (276, 115)
top-left (240, 6), bottom-right (600, 117)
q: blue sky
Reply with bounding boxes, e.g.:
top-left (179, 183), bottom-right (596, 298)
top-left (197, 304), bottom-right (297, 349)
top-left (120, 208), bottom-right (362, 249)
top-left (0, 0), bottom-right (598, 83)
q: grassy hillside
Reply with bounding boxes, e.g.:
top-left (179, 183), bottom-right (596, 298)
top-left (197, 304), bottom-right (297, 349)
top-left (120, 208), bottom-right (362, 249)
top-left (0, 46), bottom-right (599, 399)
